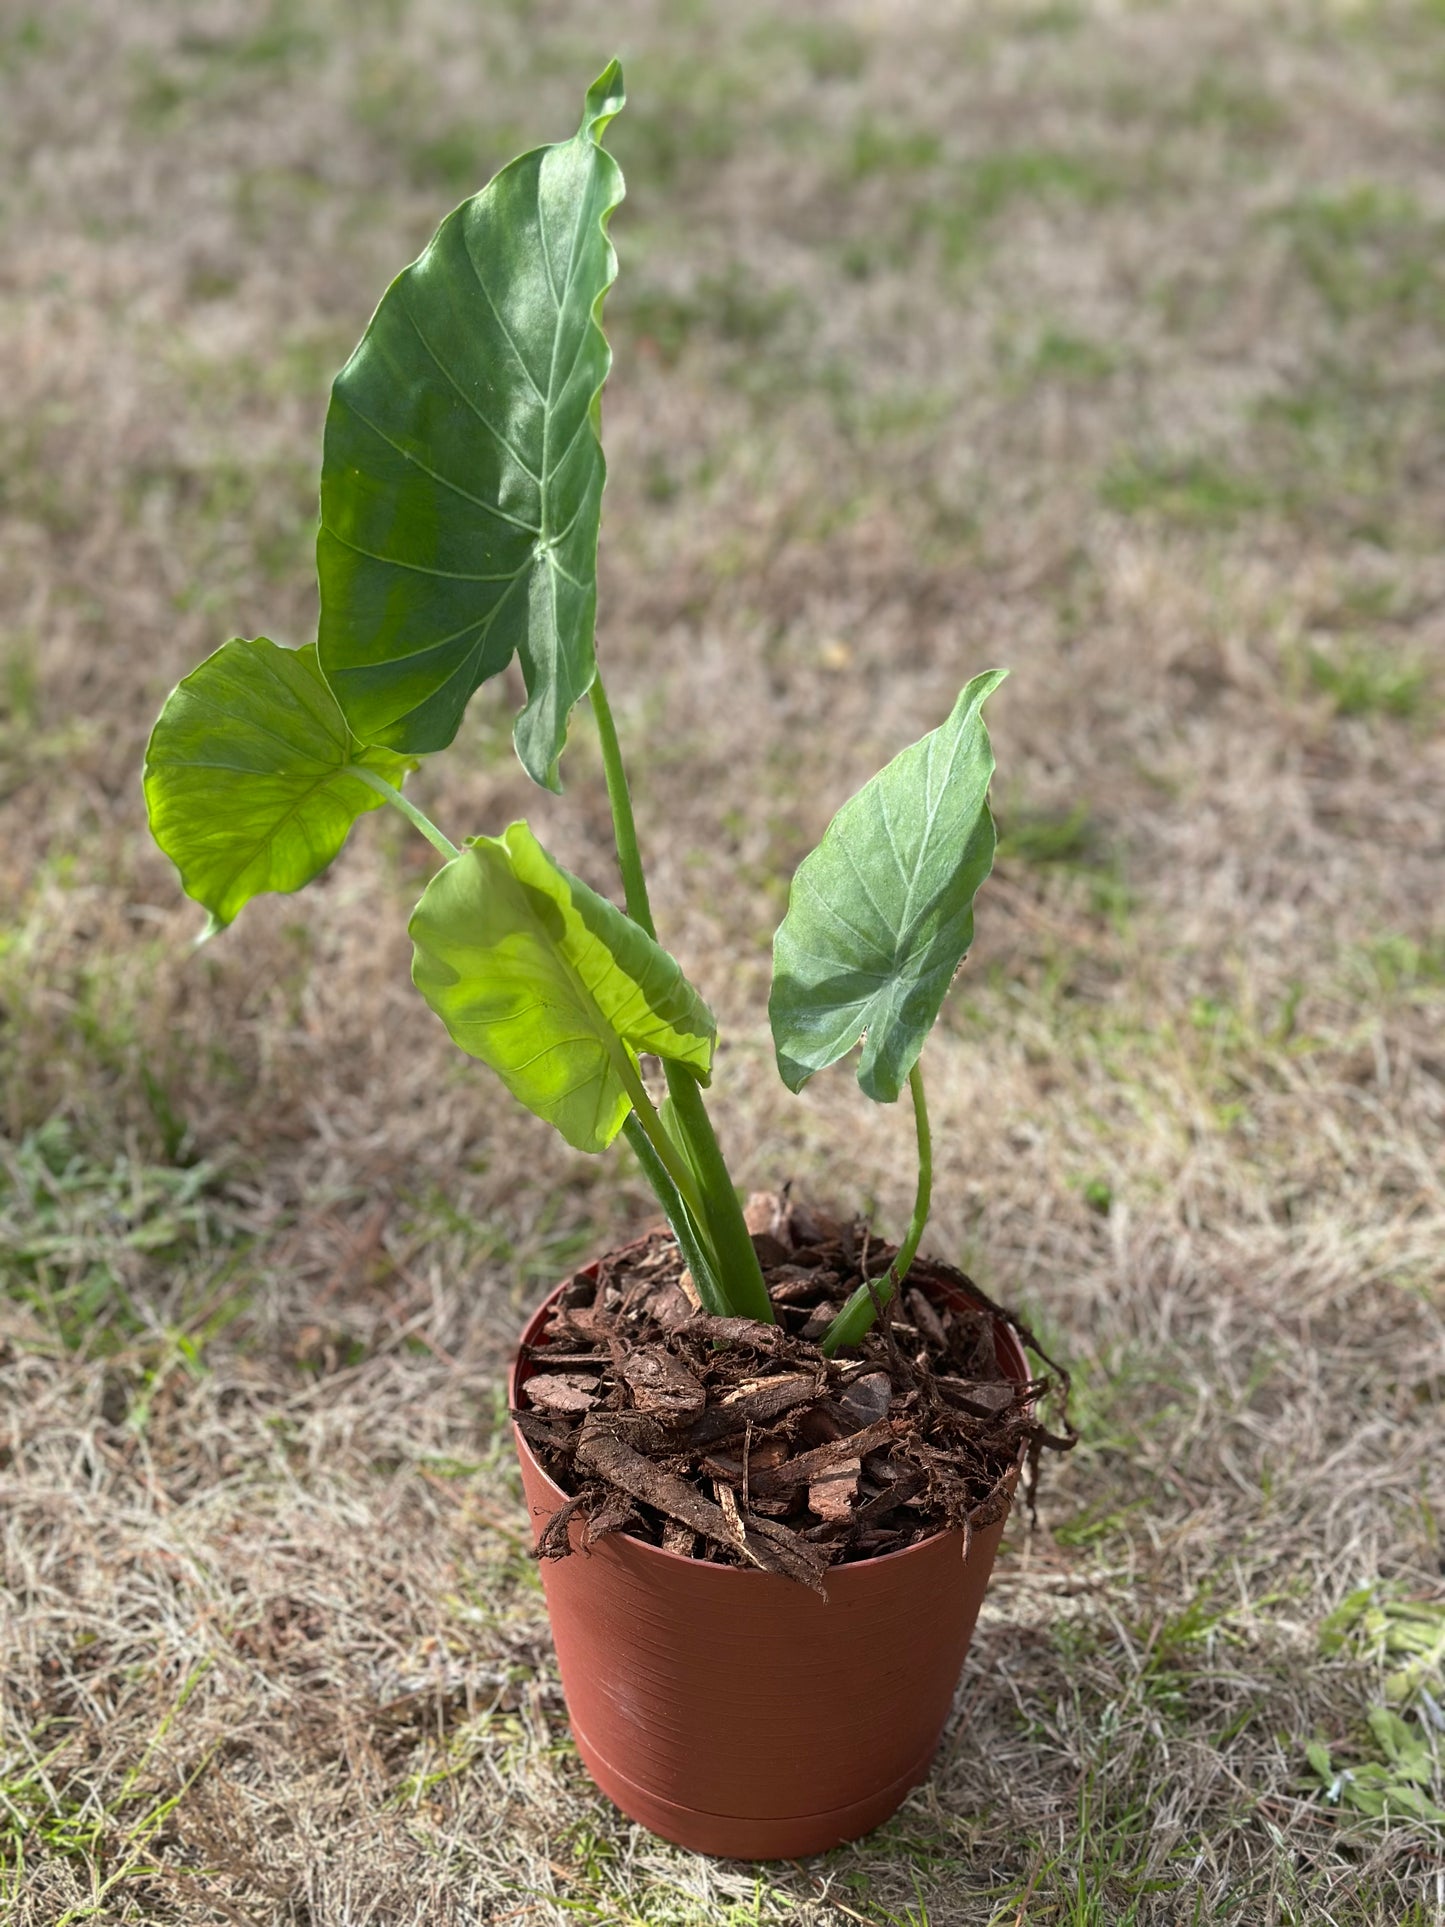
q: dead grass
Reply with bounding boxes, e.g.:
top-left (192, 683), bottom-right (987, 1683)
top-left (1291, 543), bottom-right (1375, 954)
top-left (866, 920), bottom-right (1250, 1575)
top-left (2, 0), bottom-right (1444, 1920)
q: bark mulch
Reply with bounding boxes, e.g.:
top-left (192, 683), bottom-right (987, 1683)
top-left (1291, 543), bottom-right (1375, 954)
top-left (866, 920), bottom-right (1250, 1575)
top-left (514, 1193), bottom-right (1074, 1593)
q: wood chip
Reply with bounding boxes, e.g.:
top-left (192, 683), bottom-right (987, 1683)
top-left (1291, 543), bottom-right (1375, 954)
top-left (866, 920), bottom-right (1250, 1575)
top-left (838, 1371), bottom-right (892, 1427)
top-left (522, 1373), bottom-right (602, 1414)
top-left (808, 1457), bottom-right (861, 1525)
top-left (621, 1346), bottom-right (706, 1417)
top-left (676, 1313), bottom-right (777, 1348)
top-left (685, 1371), bottom-right (822, 1446)
top-left (576, 1424), bottom-right (828, 1594)
top-left (767, 1265), bottom-right (834, 1304)
top-left (936, 1376), bottom-right (1016, 1417)
top-left (748, 1419), bottom-right (895, 1497)
top-left (906, 1288), bottom-right (949, 1350)
top-left (583, 1492), bottom-right (641, 1546)
top-left (512, 1410), bottom-right (581, 1455)
top-left (743, 1191), bottom-right (787, 1237)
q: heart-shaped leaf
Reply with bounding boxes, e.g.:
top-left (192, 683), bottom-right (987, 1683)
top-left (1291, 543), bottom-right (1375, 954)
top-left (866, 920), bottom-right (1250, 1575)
top-left (769, 669), bottom-right (1006, 1102)
top-left (409, 821), bottom-right (715, 1153)
top-left (318, 63), bottom-right (626, 790)
top-left (144, 637), bottom-right (414, 929)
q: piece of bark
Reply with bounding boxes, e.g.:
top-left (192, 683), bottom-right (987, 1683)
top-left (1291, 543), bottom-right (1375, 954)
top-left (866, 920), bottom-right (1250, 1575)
top-left (583, 1492), bottom-right (642, 1546)
top-left (744, 1191), bottom-right (787, 1237)
top-left (786, 1200), bottom-right (841, 1246)
top-left (622, 1347), bottom-right (706, 1418)
top-left (751, 1232), bottom-right (793, 1271)
top-left (676, 1314), bottom-right (778, 1350)
top-left (535, 1491), bottom-right (593, 1560)
top-left (748, 1420), bottom-right (895, 1498)
top-left (643, 1281), bottom-right (693, 1330)
top-left (854, 1464), bottom-right (924, 1526)
top-left (800, 1303), bottom-right (844, 1341)
top-left (935, 1377), bottom-right (1016, 1418)
top-left (577, 1424), bottom-right (828, 1594)
top-left (808, 1456), bottom-right (861, 1525)
top-left (906, 1288), bottom-right (949, 1350)
top-left (700, 1438), bottom-right (789, 1484)
top-left (716, 1483), bottom-right (752, 1555)
top-left (838, 1371), bottom-right (892, 1427)
top-left (523, 1373), bottom-right (602, 1414)
top-left (685, 1372), bottom-right (822, 1447)
top-left (546, 1305), bottom-right (610, 1345)
top-left (676, 1268), bottom-right (703, 1312)
top-left (512, 1410), bottom-right (581, 1455)
top-left (661, 1520), bottom-right (700, 1557)
top-left (795, 1401), bottom-right (852, 1447)
top-left (767, 1265), bottom-right (834, 1305)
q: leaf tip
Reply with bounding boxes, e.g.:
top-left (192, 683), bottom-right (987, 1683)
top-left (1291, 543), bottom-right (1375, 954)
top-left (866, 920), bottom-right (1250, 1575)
top-left (583, 59), bottom-right (626, 140)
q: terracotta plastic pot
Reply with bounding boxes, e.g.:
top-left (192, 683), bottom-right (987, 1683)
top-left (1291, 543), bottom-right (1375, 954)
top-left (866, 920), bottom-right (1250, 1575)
top-left (510, 1265), bottom-right (1029, 1860)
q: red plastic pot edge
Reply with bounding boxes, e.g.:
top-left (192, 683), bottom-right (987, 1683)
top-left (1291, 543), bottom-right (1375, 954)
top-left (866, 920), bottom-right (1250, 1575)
top-left (569, 1717), bottom-right (947, 1859)
top-left (509, 1261), bottom-right (1032, 1575)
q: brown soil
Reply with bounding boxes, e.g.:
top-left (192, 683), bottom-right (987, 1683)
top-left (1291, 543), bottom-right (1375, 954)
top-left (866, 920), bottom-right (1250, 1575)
top-left (515, 1195), bottom-right (1073, 1589)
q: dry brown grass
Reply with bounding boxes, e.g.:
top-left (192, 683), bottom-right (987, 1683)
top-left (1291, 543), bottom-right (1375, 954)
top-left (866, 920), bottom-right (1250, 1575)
top-left (2, 0), bottom-right (1444, 1920)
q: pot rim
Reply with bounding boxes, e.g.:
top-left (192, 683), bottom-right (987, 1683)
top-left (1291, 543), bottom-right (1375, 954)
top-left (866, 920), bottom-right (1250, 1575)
top-left (509, 1254), bottom-right (1035, 1578)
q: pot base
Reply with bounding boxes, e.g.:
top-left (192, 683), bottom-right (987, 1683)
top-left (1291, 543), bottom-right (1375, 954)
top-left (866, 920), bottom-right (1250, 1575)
top-left (571, 1715), bottom-right (943, 1860)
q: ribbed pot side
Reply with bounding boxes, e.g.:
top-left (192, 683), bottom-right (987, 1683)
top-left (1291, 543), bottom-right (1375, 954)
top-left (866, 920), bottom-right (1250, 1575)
top-left (510, 1268), bottom-right (1028, 1860)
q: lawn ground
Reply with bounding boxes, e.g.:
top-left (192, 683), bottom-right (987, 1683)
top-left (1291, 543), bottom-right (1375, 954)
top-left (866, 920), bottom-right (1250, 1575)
top-left (2, 1), bottom-right (1444, 1921)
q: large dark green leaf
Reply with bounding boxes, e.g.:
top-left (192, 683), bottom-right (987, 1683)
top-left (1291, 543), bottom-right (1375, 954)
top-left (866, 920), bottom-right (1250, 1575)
top-left (409, 821), bottom-right (715, 1153)
top-left (769, 670), bottom-right (1006, 1102)
top-left (143, 637), bottom-right (413, 929)
top-left (318, 64), bottom-right (626, 790)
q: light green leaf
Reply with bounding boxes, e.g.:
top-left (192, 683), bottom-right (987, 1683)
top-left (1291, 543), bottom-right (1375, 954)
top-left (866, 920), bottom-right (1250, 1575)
top-left (143, 637), bottom-right (414, 928)
top-left (318, 63), bottom-right (626, 790)
top-left (1305, 1740), bottom-right (1336, 1787)
top-left (409, 821), bottom-right (715, 1153)
top-left (1367, 1707), bottom-right (1435, 1783)
top-left (769, 669), bottom-right (1007, 1102)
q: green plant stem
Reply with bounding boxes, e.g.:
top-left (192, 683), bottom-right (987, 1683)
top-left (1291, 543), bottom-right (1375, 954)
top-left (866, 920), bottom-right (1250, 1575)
top-left (821, 1058), bottom-right (932, 1357)
top-left (611, 1050), bottom-right (708, 1228)
top-left (621, 1115), bottom-right (727, 1315)
top-left (354, 768), bottom-right (461, 861)
top-left (590, 676), bottom-right (655, 937)
top-left (589, 672), bottom-right (775, 1325)
top-left (660, 1073), bottom-right (774, 1322)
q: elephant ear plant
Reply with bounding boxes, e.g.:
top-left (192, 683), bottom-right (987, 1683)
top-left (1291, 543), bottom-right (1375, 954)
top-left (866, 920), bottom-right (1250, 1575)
top-left (143, 63), bottom-right (1005, 1360)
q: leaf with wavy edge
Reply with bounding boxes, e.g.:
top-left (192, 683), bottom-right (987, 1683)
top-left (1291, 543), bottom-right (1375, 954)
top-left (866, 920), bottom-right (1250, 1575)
top-left (409, 822), bottom-right (715, 1154)
top-left (318, 64), bottom-right (626, 791)
top-left (144, 637), bottom-right (414, 929)
top-left (769, 670), bottom-right (1006, 1103)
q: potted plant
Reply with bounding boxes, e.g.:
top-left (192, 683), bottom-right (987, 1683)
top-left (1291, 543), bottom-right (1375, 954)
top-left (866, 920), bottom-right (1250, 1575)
top-left (143, 65), bottom-right (1069, 1859)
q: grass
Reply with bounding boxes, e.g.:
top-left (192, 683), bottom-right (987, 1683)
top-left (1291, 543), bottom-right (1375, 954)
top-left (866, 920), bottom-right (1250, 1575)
top-left (2, 0), bottom-right (1444, 1921)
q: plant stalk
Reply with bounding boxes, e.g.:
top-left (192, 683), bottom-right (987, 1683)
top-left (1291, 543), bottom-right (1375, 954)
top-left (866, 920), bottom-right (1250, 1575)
top-left (354, 768), bottom-right (461, 861)
top-left (821, 1058), bottom-right (932, 1357)
top-left (589, 673), bottom-right (774, 1325)
top-left (589, 675), bottom-right (657, 938)
top-left (621, 1115), bottom-right (727, 1316)
top-left (611, 1050), bottom-right (709, 1229)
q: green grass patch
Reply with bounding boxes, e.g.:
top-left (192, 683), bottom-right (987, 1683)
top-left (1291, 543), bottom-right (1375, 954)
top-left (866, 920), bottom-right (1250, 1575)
top-left (997, 802), bottom-right (1104, 869)
top-left (1180, 68), bottom-right (1288, 144)
top-left (1276, 183), bottom-right (1445, 322)
top-left (1306, 639), bottom-right (1431, 719)
top-left (1024, 328), bottom-right (1119, 384)
top-left (1101, 453), bottom-right (1274, 525)
top-left (1306, 1588), bottom-right (1445, 1828)
top-left (0, 1119), bottom-right (244, 1357)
